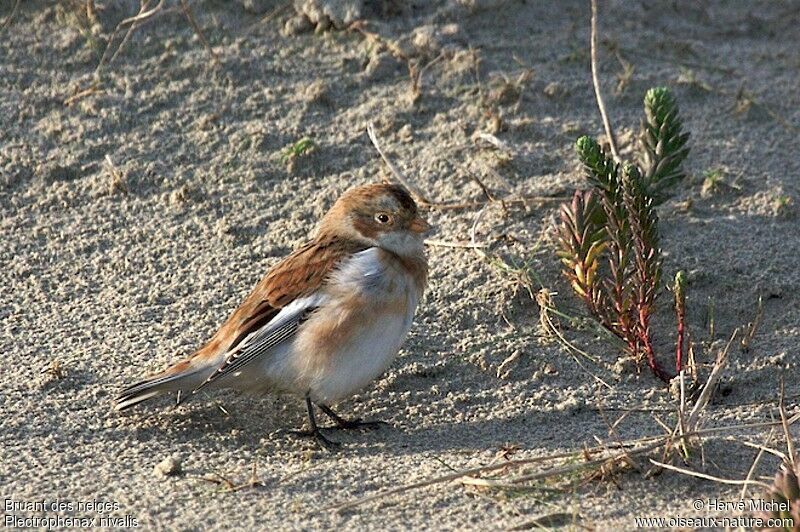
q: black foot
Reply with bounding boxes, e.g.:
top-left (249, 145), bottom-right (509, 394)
top-left (287, 428), bottom-right (340, 452)
top-left (318, 404), bottom-right (388, 431)
top-left (291, 396), bottom-right (341, 452)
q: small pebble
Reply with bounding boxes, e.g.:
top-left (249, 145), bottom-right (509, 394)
top-left (154, 456), bottom-right (182, 477)
top-left (543, 81), bottom-right (564, 98)
top-left (398, 124), bottom-right (413, 142)
top-left (283, 15), bottom-right (313, 36)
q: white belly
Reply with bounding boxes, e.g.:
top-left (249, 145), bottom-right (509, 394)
top-left (306, 303), bottom-right (413, 404)
top-left (252, 247), bottom-right (422, 404)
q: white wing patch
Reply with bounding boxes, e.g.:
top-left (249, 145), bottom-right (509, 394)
top-left (193, 293), bottom-right (327, 392)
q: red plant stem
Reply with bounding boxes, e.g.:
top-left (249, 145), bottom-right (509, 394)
top-left (675, 303), bottom-right (686, 374)
top-left (638, 307), bottom-right (672, 382)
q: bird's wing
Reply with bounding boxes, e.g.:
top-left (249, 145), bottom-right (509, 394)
top-left (193, 294), bottom-right (323, 392)
top-left (190, 236), bottom-right (371, 390)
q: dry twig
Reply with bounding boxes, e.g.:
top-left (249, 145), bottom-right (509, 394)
top-left (326, 417), bottom-right (798, 513)
top-left (649, 459), bottom-right (771, 489)
top-left (193, 463), bottom-right (263, 493)
top-left (64, 82), bottom-right (103, 106)
top-left (179, 0), bottom-right (218, 65)
top-left (96, 0), bottom-right (165, 75)
top-left (96, 0), bottom-right (219, 76)
top-left (740, 429), bottom-right (775, 500)
top-left (366, 124), bottom-right (566, 213)
top-left (366, 122), bottom-right (432, 206)
top-left (589, 0), bottom-right (619, 161)
top-left (245, 0), bottom-right (291, 34)
top-left (779, 376), bottom-right (796, 468)
top-left (685, 329), bottom-right (738, 431)
top-left (424, 239), bottom-right (487, 249)
top-left (740, 295), bottom-right (764, 352)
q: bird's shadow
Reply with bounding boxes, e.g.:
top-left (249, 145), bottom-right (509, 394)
top-left (108, 354), bottom-right (609, 461)
top-left (112, 398), bottom-right (599, 460)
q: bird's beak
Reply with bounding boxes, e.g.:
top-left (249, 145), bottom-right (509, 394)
top-left (408, 215), bottom-right (432, 235)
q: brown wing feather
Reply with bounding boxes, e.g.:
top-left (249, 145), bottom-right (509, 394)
top-left (182, 236), bottom-right (370, 367)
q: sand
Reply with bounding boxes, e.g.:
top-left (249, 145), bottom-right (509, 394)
top-left (1, 0), bottom-right (798, 529)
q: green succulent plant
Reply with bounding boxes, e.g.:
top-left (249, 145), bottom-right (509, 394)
top-left (556, 190), bottom-right (608, 322)
top-left (640, 87), bottom-right (691, 204)
top-left (556, 87), bottom-right (689, 382)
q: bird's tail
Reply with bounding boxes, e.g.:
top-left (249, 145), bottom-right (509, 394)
top-left (114, 359), bottom-right (212, 411)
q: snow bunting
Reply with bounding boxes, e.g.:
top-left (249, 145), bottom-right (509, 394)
top-left (115, 183), bottom-right (430, 450)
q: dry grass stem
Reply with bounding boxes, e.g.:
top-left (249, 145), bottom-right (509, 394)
top-left (650, 413), bottom-right (672, 435)
top-left (589, 0), bottom-right (619, 162)
top-left (779, 376), bottom-right (796, 468)
top-left (536, 292), bottom-right (612, 390)
top-left (415, 51), bottom-right (447, 94)
top-left (327, 417), bottom-right (799, 513)
top-left (246, 1), bottom-right (291, 34)
top-left (104, 154), bottom-right (127, 194)
top-left (428, 195), bottom-right (567, 211)
top-left (649, 459), bottom-right (771, 489)
top-left (685, 328), bottom-right (738, 431)
top-left (536, 291), bottom-right (604, 367)
top-left (64, 82), bottom-right (103, 106)
top-left (193, 463), bottom-right (263, 493)
top-left (96, 0), bottom-right (218, 76)
top-left (179, 0), bottom-right (219, 65)
top-left (687, 333), bottom-right (698, 382)
top-left (597, 404), bottom-right (643, 472)
top-left (328, 450), bottom-right (585, 514)
top-left (506, 441), bottom-right (662, 485)
top-left (741, 441), bottom-right (787, 462)
top-left (740, 429), bottom-right (775, 500)
top-left (96, 0), bottom-right (165, 75)
top-left (424, 239), bottom-right (487, 249)
top-left (675, 370), bottom-right (689, 457)
top-left (366, 122), bottom-right (432, 205)
top-left (464, 166), bottom-right (501, 204)
top-left (468, 202), bottom-right (489, 256)
top-left (741, 295), bottom-right (764, 351)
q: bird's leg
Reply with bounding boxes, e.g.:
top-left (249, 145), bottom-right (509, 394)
top-left (317, 404), bottom-right (387, 430)
top-left (289, 396), bottom-right (340, 452)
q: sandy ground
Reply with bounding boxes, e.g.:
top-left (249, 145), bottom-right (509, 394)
top-left (2, 0), bottom-right (799, 529)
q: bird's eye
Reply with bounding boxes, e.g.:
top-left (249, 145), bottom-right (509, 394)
top-left (374, 212), bottom-right (392, 224)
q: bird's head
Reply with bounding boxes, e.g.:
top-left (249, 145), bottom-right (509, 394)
top-left (319, 183), bottom-right (431, 257)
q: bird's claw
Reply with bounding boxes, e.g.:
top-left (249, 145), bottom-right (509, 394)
top-left (286, 428), bottom-right (340, 452)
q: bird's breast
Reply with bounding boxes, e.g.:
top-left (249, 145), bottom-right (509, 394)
top-left (289, 248), bottom-right (423, 403)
